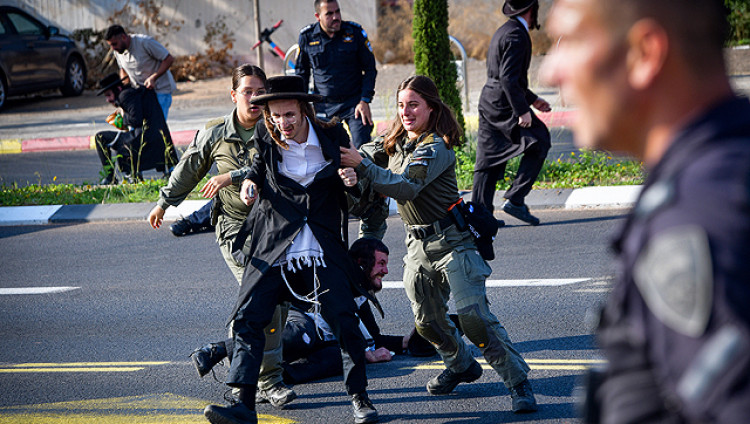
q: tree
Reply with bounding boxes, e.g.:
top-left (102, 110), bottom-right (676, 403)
top-left (726, 0), bottom-right (750, 45)
top-left (412, 0), bottom-right (465, 138)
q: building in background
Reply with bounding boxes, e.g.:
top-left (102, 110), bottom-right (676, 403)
top-left (1, 0), bottom-right (377, 73)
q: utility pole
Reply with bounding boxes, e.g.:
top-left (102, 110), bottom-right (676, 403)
top-left (253, 0), bottom-right (264, 69)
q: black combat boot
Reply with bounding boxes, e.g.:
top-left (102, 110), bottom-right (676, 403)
top-left (189, 342), bottom-right (227, 377)
top-left (204, 386), bottom-right (257, 424)
top-left (351, 391), bottom-right (378, 423)
top-left (509, 379), bottom-right (538, 413)
top-left (426, 360), bottom-right (483, 395)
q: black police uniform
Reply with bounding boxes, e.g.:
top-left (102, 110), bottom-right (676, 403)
top-left (594, 96), bottom-right (750, 423)
top-left (296, 21), bottom-right (377, 148)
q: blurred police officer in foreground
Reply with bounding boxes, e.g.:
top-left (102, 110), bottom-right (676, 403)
top-left (543, 0), bottom-right (750, 422)
top-left (296, 0), bottom-right (377, 148)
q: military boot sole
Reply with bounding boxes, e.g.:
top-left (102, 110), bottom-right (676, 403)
top-left (354, 411), bottom-right (379, 424)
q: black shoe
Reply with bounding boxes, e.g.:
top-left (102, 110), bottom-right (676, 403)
top-left (352, 392), bottom-right (378, 424)
top-left (255, 382), bottom-right (297, 409)
top-left (170, 218), bottom-right (193, 237)
top-left (509, 379), bottom-right (538, 413)
top-left (496, 219), bottom-right (506, 228)
top-left (502, 200), bottom-right (540, 226)
top-left (189, 342), bottom-right (227, 377)
top-left (426, 360), bottom-right (483, 395)
top-left (204, 402), bottom-right (257, 424)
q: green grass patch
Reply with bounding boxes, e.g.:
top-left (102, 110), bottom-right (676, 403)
top-left (2, 140), bottom-right (644, 206)
top-left (455, 134), bottom-right (643, 190)
top-left (1, 176), bottom-right (212, 207)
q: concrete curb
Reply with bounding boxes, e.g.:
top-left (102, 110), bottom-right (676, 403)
top-left (0, 184), bottom-right (640, 227)
top-left (0, 111), bottom-right (577, 155)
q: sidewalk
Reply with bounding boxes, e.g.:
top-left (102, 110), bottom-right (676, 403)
top-left (0, 185), bottom-right (641, 226)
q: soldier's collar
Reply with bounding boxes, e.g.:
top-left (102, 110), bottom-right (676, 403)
top-left (401, 132), bottom-right (433, 153)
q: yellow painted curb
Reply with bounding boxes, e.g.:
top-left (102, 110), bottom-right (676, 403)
top-left (0, 139), bottom-right (23, 154)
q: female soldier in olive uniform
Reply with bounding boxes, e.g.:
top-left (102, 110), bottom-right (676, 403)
top-left (146, 64), bottom-right (295, 408)
top-left (340, 75), bottom-right (537, 413)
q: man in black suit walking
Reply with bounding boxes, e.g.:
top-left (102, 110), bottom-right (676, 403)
top-left (472, 0), bottom-right (551, 226)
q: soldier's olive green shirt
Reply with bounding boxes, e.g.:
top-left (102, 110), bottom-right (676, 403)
top-left (157, 110), bottom-right (257, 221)
top-left (356, 133), bottom-right (460, 226)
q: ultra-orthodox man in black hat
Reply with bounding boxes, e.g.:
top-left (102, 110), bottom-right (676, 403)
top-left (202, 75), bottom-right (380, 424)
top-left (472, 0), bottom-right (552, 226)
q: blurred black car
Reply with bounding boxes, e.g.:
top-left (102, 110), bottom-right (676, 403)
top-left (0, 5), bottom-right (87, 110)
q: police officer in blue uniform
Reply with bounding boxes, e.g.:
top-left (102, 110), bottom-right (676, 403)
top-left (544, 0), bottom-right (750, 422)
top-left (296, 0), bottom-right (377, 148)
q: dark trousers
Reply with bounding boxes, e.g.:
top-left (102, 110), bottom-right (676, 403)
top-left (283, 344), bottom-right (343, 385)
top-left (316, 101), bottom-right (373, 149)
top-left (281, 308), bottom-right (344, 384)
top-left (227, 264), bottom-right (367, 395)
top-left (95, 131), bottom-right (133, 176)
top-left (472, 135), bottom-right (550, 212)
top-left (186, 199), bottom-right (213, 228)
top-left (221, 308), bottom-right (345, 385)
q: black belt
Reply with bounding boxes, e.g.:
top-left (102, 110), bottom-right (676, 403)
top-left (406, 214), bottom-right (454, 240)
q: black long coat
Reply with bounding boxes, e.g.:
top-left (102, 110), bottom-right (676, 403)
top-left (476, 17), bottom-right (548, 170)
top-left (117, 86), bottom-right (178, 172)
top-left (230, 121), bottom-right (380, 322)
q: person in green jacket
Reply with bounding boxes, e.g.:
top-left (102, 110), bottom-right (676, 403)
top-left (146, 64), bottom-right (296, 408)
top-left (340, 75), bottom-right (538, 413)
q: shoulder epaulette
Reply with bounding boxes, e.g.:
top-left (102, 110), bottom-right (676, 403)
top-left (344, 21), bottom-right (361, 29)
top-left (300, 23), bottom-right (315, 34)
top-left (204, 117), bottom-right (224, 130)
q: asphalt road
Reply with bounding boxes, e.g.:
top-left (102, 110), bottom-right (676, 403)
top-left (0, 209), bottom-right (624, 423)
top-left (0, 126), bottom-right (577, 188)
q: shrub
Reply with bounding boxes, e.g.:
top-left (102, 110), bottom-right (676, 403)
top-left (172, 15), bottom-right (238, 82)
top-left (374, 0), bottom-right (415, 64)
top-left (374, 0), bottom-right (554, 64)
top-left (726, 0), bottom-right (750, 46)
top-left (413, 0), bottom-right (466, 136)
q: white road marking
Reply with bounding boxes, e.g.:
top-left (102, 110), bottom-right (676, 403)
top-left (0, 287), bottom-right (80, 295)
top-left (381, 278), bottom-right (590, 289)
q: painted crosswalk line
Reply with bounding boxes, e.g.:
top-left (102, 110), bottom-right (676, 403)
top-left (0, 362), bottom-right (170, 373)
top-left (381, 278), bottom-right (591, 289)
top-left (412, 357), bottom-right (606, 372)
top-left (0, 287), bottom-right (79, 295)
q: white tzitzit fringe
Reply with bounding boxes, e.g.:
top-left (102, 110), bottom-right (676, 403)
top-left (279, 258), bottom-right (330, 339)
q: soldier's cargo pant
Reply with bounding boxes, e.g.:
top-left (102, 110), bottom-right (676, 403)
top-left (403, 223), bottom-right (530, 388)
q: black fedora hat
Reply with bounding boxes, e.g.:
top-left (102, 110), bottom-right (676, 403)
top-left (249, 75), bottom-right (323, 105)
top-left (503, 0), bottom-right (537, 17)
top-left (97, 73), bottom-right (127, 96)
